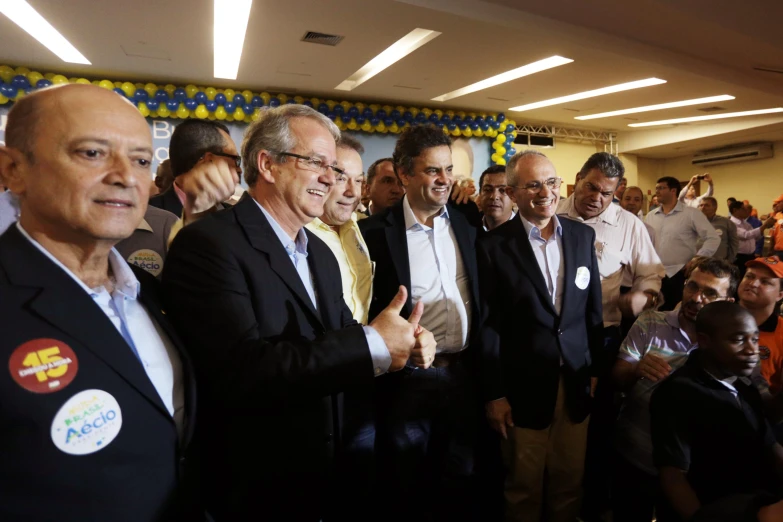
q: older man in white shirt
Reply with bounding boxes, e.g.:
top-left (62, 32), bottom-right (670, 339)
top-left (647, 176), bottom-right (720, 310)
top-left (557, 152), bottom-right (664, 520)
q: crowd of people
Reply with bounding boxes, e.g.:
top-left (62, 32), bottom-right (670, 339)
top-left (1, 83), bottom-right (783, 522)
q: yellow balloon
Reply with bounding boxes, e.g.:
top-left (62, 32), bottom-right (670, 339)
top-left (410, 107), bottom-right (419, 117)
top-left (195, 105), bottom-right (209, 119)
top-left (134, 82), bottom-right (144, 89)
top-left (278, 94), bottom-right (288, 104)
top-left (98, 79), bottom-right (114, 90)
top-left (445, 110), bottom-right (454, 117)
top-left (75, 78), bottom-right (90, 85)
top-left (52, 75), bottom-right (69, 85)
top-left (14, 89), bottom-right (25, 100)
top-left (376, 123), bottom-right (386, 133)
top-left (474, 128), bottom-right (483, 137)
top-left (361, 121), bottom-right (372, 132)
top-left (137, 102), bottom-right (150, 117)
top-left (164, 84), bottom-right (177, 95)
top-left (176, 106), bottom-right (190, 119)
top-left (336, 119), bottom-right (346, 131)
top-left (389, 123), bottom-right (399, 133)
top-left (244, 90), bottom-right (254, 103)
top-left (157, 106), bottom-right (171, 118)
top-left (207, 113), bottom-right (216, 121)
top-left (422, 108), bottom-right (432, 117)
top-left (462, 129), bottom-right (472, 138)
top-left (234, 107), bottom-right (245, 120)
top-left (260, 92), bottom-right (271, 104)
top-left (121, 82), bottom-right (136, 97)
top-left (442, 126), bottom-right (450, 135)
top-left (347, 120), bottom-right (358, 130)
top-left (355, 102), bottom-right (366, 112)
top-left (497, 158), bottom-right (506, 166)
top-left (205, 87), bottom-right (217, 100)
top-left (251, 111), bottom-right (261, 121)
top-left (226, 114), bottom-right (235, 122)
top-left (27, 71), bottom-right (43, 85)
top-left (0, 94), bottom-right (7, 104)
top-left (293, 95), bottom-right (304, 105)
top-left (91, 80), bottom-right (100, 86)
top-left (144, 83), bottom-right (157, 97)
top-left (14, 66), bottom-right (30, 76)
top-left (496, 134), bottom-right (506, 144)
top-left (244, 115), bottom-right (252, 123)
top-left (44, 72), bottom-right (55, 81)
top-left (185, 84), bottom-right (198, 98)
top-left (149, 110), bottom-right (159, 118)
top-left (382, 105), bottom-right (392, 113)
top-left (434, 110), bottom-right (443, 117)
top-left (457, 111), bottom-right (466, 118)
top-left (496, 146), bottom-right (506, 155)
top-left (215, 106), bottom-right (227, 120)
top-left (0, 65), bottom-right (15, 83)
top-left (310, 97), bottom-right (320, 107)
top-left (491, 154), bottom-right (500, 162)
top-left (114, 81), bottom-right (122, 88)
top-left (451, 128), bottom-right (461, 137)
top-left (221, 88), bottom-right (234, 100)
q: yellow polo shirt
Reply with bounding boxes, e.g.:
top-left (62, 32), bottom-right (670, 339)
top-left (306, 214), bottom-right (374, 324)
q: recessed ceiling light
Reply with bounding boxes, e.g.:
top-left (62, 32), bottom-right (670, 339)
top-left (628, 108), bottom-right (783, 127)
top-left (431, 56), bottom-right (573, 102)
top-left (0, 0), bottom-right (90, 64)
top-left (335, 28), bottom-right (441, 91)
top-left (509, 78), bottom-right (666, 112)
top-left (214, 0), bottom-right (253, 80)
top-left (575, 95), bottom-right (735, 120)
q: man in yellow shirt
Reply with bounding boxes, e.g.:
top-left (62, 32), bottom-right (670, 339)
top-left (306, 135), bottom-right (373, 323)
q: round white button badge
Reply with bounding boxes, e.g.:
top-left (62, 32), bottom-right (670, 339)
top-left (50, 389), bottom-right (123, 456)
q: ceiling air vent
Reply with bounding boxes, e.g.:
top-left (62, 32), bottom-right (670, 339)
top-left (302, 31), bottom-right (344, 46)
top-left (697, 106), bottom-right (725, 113)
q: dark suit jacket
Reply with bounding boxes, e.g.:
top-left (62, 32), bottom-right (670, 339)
top-left (0, 226), bottom-right (197, 522)
top-left (358, 200), bottom-right (481, 332)
top-left (477, 215), bottom-right (604, 428)
top-left (161, 195), bottom-right (375, 521)
top-left (149, 188), bottom-right (183, 217)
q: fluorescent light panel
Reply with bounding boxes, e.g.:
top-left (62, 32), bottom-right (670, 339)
top-left (214, 0), bottom-right (253, 80)
top-left (575, 95), bottom-right (736, 120)
top-left (431, 56), bottom-right (573, 102)
top-left (509, 78), bottom-right (667, 112)
top-left (0, 0), bottom-right (90, 64)
top-left (335, 28), bottom-right (441, 91)
top-left (628, 108), bottom-right (783, 127)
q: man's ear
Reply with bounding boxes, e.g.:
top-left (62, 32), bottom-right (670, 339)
top-left (396, 168), bottom-right (410, 188)
top-left (0, 146), bottom-right (27, 195)
top-left (256, 150), bottom-right (277, 184)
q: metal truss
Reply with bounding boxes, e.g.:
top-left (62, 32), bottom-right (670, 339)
top-left (515, 124), bottom-right (619, 155)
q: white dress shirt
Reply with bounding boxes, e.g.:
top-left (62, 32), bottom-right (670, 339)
top-left (730, 215), bottom-right (763, 255)
top-left (403, 196), bottom-right (471, 353)
top-left (558, 196), bottom-right (664, 326)
top-left (645, 201), bottom-right (720, 277)
top-left (678, 183), bottom-right (713, 208)
top-left (520, 214), bottom-right (565, 315)
top-left (16, 222), bottom-right (185, 438)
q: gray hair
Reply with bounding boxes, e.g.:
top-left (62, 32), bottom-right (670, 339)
top-left (241, 104), bottom-right (340, 186)
top-left (506, 149), bottom-right (549, 187)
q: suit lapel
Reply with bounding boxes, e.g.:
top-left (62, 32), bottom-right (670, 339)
top-left (384, 204), bottom-right (413, 315)
top-left (503, 217), bottom-right (558, 316)
top-left (0, 227), bottom-right (171, 418)
top-left (559, 220), bottom-right (577, 319)
top-left (234, 195), bottom-right (323, 326)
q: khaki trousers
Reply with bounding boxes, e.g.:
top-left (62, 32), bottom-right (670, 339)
top-left (501, 376), bottom-right (589, 522)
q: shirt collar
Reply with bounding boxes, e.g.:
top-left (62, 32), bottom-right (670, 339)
top-left (15, 221), bottom-right (140, 299)
top-left (254, 199), bottom-right (309, 257)
top-left (562, 194), bottom-right (620, 226)
top-left (519, 213), bottom-right (563, 241)
top-left (136, 218), bottom-right (153, 233)
top-left (482, 211), bottom-right (516, 232)
top-left (760, 311), bottom-right (780, 332)
top-left (402, 195), bottom-right (449, 231)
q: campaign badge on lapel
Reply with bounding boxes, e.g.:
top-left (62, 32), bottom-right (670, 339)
top-left (9, 339), bottom-right (79, 393)
top-left (50, 389), bottom-right (123, 455)
top-left (575, 266), bottom-right (590, 290)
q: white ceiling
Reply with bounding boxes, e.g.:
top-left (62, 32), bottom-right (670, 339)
top-left (2, 0), bottom-right (783, 156)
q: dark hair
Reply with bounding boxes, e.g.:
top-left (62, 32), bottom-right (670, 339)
top-left (479, 164), bottom-right (507, 190)
top-left (729, 200), bottom-right (745, 214)
top-left (701, 196), bottom-right (718, 207)
top-left (393, 125), bottom-right (451, 176)
top-left (337, 133), bottom-right (364, 155)
top-left (169, 119), bottom-right (231, 177)
top-left (696, 301), bottom-right (754, 336)
top-left (727, 197), bottom-right (738, 204)
top-left (579, 152), bottom-right (625, 180)
top-left (689, 257), bottom-right (740, 296)
top-left (657, 176), bottom-right (681, 192)
top-left (366, 157), bottom-right (394, 187)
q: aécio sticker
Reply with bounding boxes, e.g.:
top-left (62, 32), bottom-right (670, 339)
top-left (50, 389), bottom-right (123, 455)
top-left (8, 338), bottom-right (79, 393)
top-left (126, 249), bottom-right (164, 277)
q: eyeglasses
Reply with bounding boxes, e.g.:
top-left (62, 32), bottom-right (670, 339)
top-left (480, 185), bottom-right (508, 196)
top-left (276, 152), bottom-right (345, 176)
top-left (683, 280), bottom-right (727, 302)
top-left (209, 151), bottom-right (242, 169)
top-left (511, 177), bottom-right (562, 195)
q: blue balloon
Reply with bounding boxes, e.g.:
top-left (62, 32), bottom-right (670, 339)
top-left (429, 114), bottom-right (439, 123)
top-left (243, 104), bottom-right (254, 114)
top-left (508, 147), bottom-right (517, 155)
top-left (206, 100), bottom-right (218, 112)
top-left (146, 99), bottom-right (159, 110)
top-left (464, 116), bottom-right (474, 123)
top-left (155, 90), bottom-right (170, 102)
top-left (470, 123), bottom-right (479, 130)
top-left (233, 94), bottom-right (245, 106)
top-left (36, 79), bottom-right (52, 89)
top-left (318, 103), bottom-right (329, 113)
top-left (286, 99), bottom-right (297, 104)
top-left (362, 108), bottom-right (373, 118)
top-left (224, 102), bottom-right (236, 114)
top-left (505, 124), bottom-right (515, 133)
top-left (453, 116), bottom-right (462, 124)
top-left (475, 116), bottom-right (484, 124)
top-left (134, 89), bottom-right (149, 102)
top-left (384, 118), bottom-right (393, 126)
top-left (376, 109), bottom-right (387, 119)
top-left (459, 123), bottom-right (468, 130)
top-left (486, 115), bottom-right (495, 123)
top-left (447, 123), bottom-right (457, 131)
top-left (342, 115), bottom-right (352, 123)
top-left (0, 83), bottom-right (12, 97)
top-left (24, 86), bottom-right (34, 95)
top-left (390, 109), bottom-right (401, 119)
top-left (415, 113), bottom-right (427, 122)
top-left (184, 98), bottom-right (198, 110)
top-left (195, 92), bottom-right (208, 104)
top-left (441, 115), bottom-right (451, 124)
top-left (173, 88), bottom-right (187, 101)
top-left (348, 107), bottom-right (359, 118)
top-left (303, 100), bottom-right (313, 107)
top-left (497, 113), bottom-right (506, 123)
top-left (356, 116), bottom-right (366, 124)
top-left (491, 121), bottom-right (500, 129)
top-left (113, 87), bottom-right (125, 96)
top-left (480, 122), bottom-right (489, 131)
top-left (269, 97), bottom-right (280, 107)
top-left (397, 119), bottom-right (406, 127)
top-left (11, 75), bottom-right (30, 89)
top-left (214, 93), bottom-right (227, 105)
top-left (403, 111), bottom-right (413, 122)
top-left (333, 105), bottom-right (345, 115)
top-left (252, 96), bottom-right (263, 107)
top-left (166, 99), bottom-right (180, 111)
top-left (370, 117), bottom-right (380, 126)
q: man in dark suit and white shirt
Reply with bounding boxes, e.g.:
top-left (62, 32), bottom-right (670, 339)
top-left (162, 104), bottom-right (435, 521)
top-left (479, 150), bottom-right (604, 522)
top-left (0, 84), bottom-right (197, 522)
top-left (359, 125), bottom-right (481, 522)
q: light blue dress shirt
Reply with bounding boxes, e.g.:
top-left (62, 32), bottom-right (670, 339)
top-left (519, 214), bottom-right (565, 315)
top-left (0, 191), bottom-right (21, 236)
top-left (254, 200), bottom-right (392, 376)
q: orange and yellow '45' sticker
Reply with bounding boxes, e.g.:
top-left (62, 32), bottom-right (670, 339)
top-left (8, 339), bottom-right (79, 393)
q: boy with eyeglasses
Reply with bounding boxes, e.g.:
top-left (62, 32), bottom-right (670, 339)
top-left (610, 258), bottom-right (738, 522)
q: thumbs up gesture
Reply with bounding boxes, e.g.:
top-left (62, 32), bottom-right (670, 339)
top-left (369, 286), bottom-right (434, 372)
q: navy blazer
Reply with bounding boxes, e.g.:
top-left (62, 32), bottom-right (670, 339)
top-left (477, 215), bottom-right (604, 428)
top-left (0, 225), bottom-right (198, 522)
